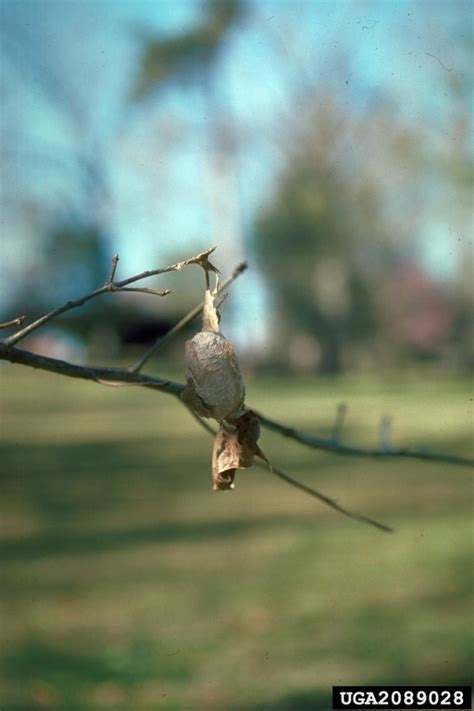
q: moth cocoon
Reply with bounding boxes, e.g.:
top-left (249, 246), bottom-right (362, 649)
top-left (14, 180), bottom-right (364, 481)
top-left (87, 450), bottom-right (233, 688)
top-left (183, 330), bottom-right (245, 423)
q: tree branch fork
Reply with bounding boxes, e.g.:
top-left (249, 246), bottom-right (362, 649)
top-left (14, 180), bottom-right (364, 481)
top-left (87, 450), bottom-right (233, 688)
top-left (1, 248), bottom-right (472, 535)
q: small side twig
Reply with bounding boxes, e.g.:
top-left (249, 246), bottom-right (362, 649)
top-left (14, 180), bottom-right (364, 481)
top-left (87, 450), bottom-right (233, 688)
top-left (108, 253), bottom-right (120, 284)
top-left (256, 461), bottom-right (394, 533)
top-left (129, 260), bottom-right (248, 373)
top-left (331, 402), bottom-right (347, 443)
top-left (113, 287), bottom-right (171, 298)
top-left (0, 315), bottom-right (26, 330)
top-left (379, 415), bottom-right (393, 454)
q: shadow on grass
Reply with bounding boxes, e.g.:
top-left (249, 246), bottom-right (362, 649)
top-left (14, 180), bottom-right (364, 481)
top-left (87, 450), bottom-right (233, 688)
top-left (0, 436), bottom-right (210, 520)
top-left (0, 436), bottom-right (198, 484)
top-left (2, 638), bottom-right (192, 685)
top-left (1, 639), bottom-right (191, 711)
top-left (229, 672), bottom-right (474, 711)
top-left (230, 690), bottom-right (333, 710)
top-left (0, 514), bottom-right (311, 562)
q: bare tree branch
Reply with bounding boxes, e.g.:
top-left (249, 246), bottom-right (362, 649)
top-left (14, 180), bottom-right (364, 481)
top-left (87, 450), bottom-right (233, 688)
top-left (3, 247), bottom-right (216, 347)
top-left (255, 410), bottom-right (474, 468)
top-left (129, 260), bottom-right (248, 373)
top-left (1, 342), bottom-right (472, 470)
top-left (0, 343), bottom-right (183, 396)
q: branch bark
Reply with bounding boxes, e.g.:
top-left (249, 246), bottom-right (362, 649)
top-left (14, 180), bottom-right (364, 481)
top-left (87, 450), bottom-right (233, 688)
top-left (255, 411), bottom-right (474, 468)
top-left (1, 343), bottom-right (472, 470)
top-left (0, 343), bottom-right (183, 396)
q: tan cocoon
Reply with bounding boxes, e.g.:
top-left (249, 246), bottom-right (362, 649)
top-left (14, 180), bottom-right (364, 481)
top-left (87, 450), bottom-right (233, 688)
top-left (183, 330), bottom-right (245, 423)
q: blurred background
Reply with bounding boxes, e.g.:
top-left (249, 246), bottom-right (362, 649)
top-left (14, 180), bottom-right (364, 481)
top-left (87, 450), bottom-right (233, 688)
top-left (1, 1), bottom-right (473, 710)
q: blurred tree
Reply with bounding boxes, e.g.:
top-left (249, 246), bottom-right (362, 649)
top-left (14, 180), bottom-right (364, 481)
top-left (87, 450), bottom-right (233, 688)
top-left (35, 222), bottom-right (110, 308)
top-left (435, 20), bottom-right (474, 371)
top-left (132, 0), bottom-right (247, 275)
top-left (133, 0), bottom-right (243, 100)
top-left (0, 7), bottom-right (112, 318)
top-left (255, 94), bottom-right (427, 374)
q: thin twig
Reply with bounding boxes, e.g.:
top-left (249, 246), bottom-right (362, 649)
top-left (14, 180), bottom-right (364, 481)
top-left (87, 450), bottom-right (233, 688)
top-left (1, 343), bottom-right (472, 469)
top-left (108, 254), bottom-right (120, 284)
top-left (114, 287), bottom-right (171, 297)
top-left (0, 315), bottom-right (26, 329)
top-left (114, 246), bottom-right (218, 289)
top-left (379, 415), bottom-right (393, 454)
top-left (2, 247), bottom-right (216, 347)
top-left (129, 260), bottom-right (248, 373)
top-left (186, 406), bottom-right (217, 435)
top-left (331, 402), bottom-right (347, 443)
top-left (256, 461), bottom-right (394, 533)
top-left (186, 408), bottom-right (393, 533)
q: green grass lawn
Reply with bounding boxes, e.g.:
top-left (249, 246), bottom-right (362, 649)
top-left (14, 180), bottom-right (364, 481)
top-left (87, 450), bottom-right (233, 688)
top-left (0, 366), bottom-right (472, 710)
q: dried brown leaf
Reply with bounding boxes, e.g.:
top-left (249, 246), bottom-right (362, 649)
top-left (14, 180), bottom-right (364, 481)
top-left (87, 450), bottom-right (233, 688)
top-left (211, 411), bottom-right (268, 490)
top-left (212, 428), bottom-right (239, 490)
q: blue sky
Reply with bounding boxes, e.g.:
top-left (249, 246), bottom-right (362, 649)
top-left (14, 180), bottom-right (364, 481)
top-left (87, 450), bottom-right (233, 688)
top-left (1, 0), bottom-right (471, 347)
